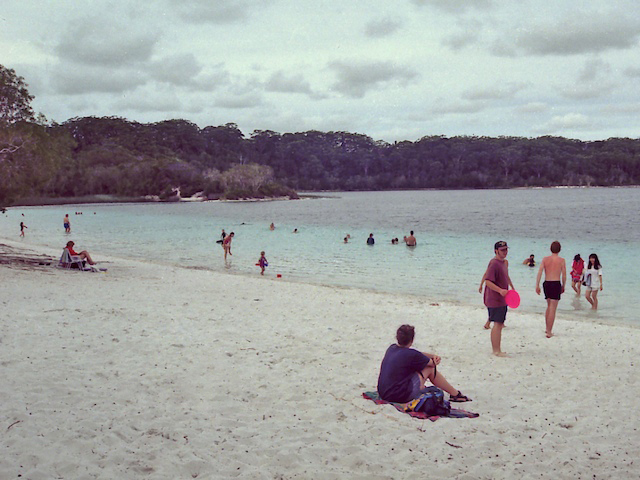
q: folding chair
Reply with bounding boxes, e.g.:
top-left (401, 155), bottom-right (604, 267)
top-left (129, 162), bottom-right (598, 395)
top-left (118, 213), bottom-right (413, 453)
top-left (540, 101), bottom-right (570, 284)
top-left (58, 249), bottom-right (88, 270)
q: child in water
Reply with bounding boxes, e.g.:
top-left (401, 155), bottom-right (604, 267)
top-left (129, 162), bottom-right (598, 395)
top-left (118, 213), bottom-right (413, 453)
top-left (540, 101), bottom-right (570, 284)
top-left (258, 251), bottom-right (268, 275)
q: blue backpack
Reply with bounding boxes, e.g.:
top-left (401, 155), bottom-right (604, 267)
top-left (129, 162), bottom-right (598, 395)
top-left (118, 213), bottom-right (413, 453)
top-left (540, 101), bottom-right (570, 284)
top-left (405, 386), bottom-right (451, 416)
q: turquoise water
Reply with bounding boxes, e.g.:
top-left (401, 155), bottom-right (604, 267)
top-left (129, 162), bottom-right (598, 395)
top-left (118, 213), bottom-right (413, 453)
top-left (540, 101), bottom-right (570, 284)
top-left (3, 188), bottom-right (639, 327)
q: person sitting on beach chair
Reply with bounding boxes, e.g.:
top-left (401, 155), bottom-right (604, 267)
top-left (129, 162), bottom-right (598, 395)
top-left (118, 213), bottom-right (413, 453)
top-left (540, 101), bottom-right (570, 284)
top-left (64, 241), bottom-right (96, 266)
top-left (377, 324), bottom-right (471, 404)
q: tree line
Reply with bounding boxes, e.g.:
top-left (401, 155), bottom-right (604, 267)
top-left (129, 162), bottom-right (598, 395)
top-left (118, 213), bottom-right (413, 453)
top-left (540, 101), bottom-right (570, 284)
top-left (2, 63), bottom-right (640, 210)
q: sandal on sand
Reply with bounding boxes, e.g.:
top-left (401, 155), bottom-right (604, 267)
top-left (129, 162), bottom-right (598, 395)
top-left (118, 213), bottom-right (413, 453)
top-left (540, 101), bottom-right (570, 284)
top-left (450, 391), bottom-right (471, 402)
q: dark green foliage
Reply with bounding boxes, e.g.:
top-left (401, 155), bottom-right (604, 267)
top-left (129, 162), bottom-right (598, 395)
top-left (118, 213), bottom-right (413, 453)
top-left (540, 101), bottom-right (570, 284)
top-left (3, 61), bottom-right (640, 210)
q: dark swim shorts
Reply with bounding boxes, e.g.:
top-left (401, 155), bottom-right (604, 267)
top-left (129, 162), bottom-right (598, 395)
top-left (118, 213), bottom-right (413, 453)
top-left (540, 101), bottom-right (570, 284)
top-left (487, 305), bottom-right (507, 323)
top-left (543, 280), bottom-right (562, 300)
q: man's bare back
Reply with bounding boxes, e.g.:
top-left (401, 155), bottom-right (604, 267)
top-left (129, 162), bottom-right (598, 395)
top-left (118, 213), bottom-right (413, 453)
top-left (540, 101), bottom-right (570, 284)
top-left (540, 254), bottom-right (565, 281)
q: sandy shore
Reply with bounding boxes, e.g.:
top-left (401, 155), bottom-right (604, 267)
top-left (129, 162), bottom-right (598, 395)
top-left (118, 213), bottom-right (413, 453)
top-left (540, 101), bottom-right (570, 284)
top-left (1, 240), bottom-right (638, 479)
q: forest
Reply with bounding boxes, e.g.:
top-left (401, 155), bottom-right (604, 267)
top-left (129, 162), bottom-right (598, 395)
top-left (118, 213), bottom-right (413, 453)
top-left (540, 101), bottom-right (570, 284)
top-left (2, 64), bottom-right (640, 211)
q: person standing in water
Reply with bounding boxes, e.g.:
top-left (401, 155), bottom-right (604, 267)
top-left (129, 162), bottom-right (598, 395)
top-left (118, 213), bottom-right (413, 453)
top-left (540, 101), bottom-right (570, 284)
top-left (223, 232), bottom-right (234, 260)
top-left (583, 253), bottom-right (603, 310)
top-left (570, 254), bottom-right (585, 296)
top-left (481, 241), bottom-right (514, 357)
top-left (535, 241), bottom-right (567, 338)
top-left (367, 233), bottom-right (375, 245)
top-left (522, 254), bottom-right (535, 267)
top-left (20, 221), bottom-right (27, 237)
top-left (405, 231), bottom-right (417, 246)
top-left (63, 214), bottom-right (71, 233)
top-left (258, 251), bottom-right (268, 275)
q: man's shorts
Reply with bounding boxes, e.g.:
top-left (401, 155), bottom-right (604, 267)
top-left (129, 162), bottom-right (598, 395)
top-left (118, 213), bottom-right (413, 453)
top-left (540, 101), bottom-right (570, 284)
top-left (487, 305), bottom-right (507, 323)
top-left (543, 280), bottom-right (562, 300)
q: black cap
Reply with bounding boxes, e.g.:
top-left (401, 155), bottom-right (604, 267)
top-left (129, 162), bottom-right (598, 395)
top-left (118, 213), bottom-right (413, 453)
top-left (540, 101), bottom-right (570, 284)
top-left (494, 241), bottom-right (508, 250)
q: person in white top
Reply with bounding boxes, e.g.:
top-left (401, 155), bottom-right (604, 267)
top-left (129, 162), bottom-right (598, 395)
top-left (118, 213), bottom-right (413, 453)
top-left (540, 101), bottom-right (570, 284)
top-left (583, 253), bottom-right (603, 310)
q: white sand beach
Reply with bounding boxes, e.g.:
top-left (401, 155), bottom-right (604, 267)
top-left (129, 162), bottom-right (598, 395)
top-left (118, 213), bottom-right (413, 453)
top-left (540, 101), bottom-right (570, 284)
top-left (1, 239), bottom-right (639, 479)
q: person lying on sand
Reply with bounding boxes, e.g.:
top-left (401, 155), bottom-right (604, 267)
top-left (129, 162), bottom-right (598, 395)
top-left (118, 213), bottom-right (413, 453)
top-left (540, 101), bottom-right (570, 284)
top-left (377, 324), bottom-right (471, 404)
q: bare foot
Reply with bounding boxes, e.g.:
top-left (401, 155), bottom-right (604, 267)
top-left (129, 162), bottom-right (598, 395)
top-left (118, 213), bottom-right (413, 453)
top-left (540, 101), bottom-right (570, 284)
top-left (546, 332), bottom-right (554, 338)
top-left (493, 351), bottom-right (508, 357)
top-left (484, 321), bottom-right (491, 329)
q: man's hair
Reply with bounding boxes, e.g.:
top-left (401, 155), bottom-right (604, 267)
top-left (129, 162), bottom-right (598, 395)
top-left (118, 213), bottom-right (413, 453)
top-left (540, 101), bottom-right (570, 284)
top-left (410, 230), bottom-right (414, 235)
top-left (396, 324), bottom-right (415, 346)
top-left (550, 241), bottom-right (561, 253)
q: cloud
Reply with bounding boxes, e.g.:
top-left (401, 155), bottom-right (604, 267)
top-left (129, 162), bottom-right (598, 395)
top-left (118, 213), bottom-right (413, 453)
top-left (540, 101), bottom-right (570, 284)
top-left (51, 67), bottom-right (148, 95)
top-left (512, 14), bottom-right (640, 56)
top-left (623, 66), bottom-right (640, 77)
top-left (114, 92), bottom-right (183, 113)
top-left (432, 101), bottom-right (488, 115)
top-left (442, 30), bottom-right (480, 50)
top-left (215, 92), bottom-right (263, 109)
top-left (328, 60), bottom-right (418, 98)
top-left (364, 18), bottom-right (403, 38)
top-left (55, 20), bottom-right (159, 66)
top-left (560, 84), bottom-right (614, 100)
top-left (578, 58), bottom-right (610, 82)
top-left (265, 71), bottom-right (312, 95)
top-left (462, 83), bottom-right (526, 101)
top-left (539, 113), bottom-right (591, 133)
top-left (411, 0), bottom-right (493, 14)
top-left (516, 102), bottom-right (548, 114)
top-left (149, 54), bottom-right (203, 85)
top-left (175, 1), bottom-right (251, 24)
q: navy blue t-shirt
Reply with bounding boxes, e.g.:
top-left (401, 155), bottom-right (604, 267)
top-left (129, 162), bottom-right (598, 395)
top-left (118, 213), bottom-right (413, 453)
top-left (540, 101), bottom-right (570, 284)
top-left (377, 344), bottom-right (431, 403)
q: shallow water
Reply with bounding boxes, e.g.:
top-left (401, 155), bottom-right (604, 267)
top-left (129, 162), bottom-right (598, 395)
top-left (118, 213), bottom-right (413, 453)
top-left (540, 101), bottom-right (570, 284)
top-left (3, 188), bottom-right (639, 327)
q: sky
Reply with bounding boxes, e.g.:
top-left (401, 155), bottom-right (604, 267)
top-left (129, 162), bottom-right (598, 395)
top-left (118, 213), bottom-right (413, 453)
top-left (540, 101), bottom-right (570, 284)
top-left (2, 0), bottom-right (640, 142)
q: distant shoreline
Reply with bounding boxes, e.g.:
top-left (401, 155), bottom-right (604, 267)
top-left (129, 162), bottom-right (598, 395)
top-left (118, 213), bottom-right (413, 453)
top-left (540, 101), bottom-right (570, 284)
top-left (9, 185), bottom-right (638, 208)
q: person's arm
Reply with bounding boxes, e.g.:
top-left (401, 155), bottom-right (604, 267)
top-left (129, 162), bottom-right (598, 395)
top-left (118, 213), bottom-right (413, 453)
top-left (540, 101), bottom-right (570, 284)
top-left (599, 270), bottom-right (603, 290)
top-left (479, 271), bottom-right (487, 293)
top-left (484, 279), bottom-right (508, 297)
top-left (535, 259), bottom-right (545, 295)
top-left (422, 352), bottom-right (441, 365)
top-left (561, 259), bottom-right (567, 292)
top-left (523, 258), bottom-right (530, 265)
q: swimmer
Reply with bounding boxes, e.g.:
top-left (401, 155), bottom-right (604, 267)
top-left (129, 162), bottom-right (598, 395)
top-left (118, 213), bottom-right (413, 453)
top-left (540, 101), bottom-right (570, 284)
top-left (522, 254), bottom-right (535, 267)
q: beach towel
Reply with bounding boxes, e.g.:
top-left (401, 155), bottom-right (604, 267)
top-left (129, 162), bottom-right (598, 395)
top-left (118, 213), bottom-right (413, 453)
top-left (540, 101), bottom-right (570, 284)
top-left (362, 391), bottom-right (479, 421)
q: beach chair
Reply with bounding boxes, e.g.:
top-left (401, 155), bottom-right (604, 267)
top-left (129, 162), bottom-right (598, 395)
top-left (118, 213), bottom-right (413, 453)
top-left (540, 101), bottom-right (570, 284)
top-left (58, 249), bottom-right (88, 271)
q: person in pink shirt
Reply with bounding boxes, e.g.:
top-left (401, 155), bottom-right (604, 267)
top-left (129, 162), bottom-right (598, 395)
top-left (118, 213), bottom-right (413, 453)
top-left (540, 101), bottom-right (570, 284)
top-left (65, 241), bottom-right (96, 265)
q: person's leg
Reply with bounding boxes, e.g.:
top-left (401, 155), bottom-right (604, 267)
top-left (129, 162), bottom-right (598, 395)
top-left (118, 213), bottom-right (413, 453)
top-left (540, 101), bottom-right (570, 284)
top-left (546, 299), bottom-right (559, 337)
top-left (79, 251), bottom-right (95, 265)
top-left (491, 322), bottom-right (506, 356)
top-left (572, 280), bottom-right (579, 294)
top-left (591, 290), bottom-right (599, 309)
top-left (419, 365), bottom-right (458, 396)
top-left (585, 289), bottom-right (594, 307)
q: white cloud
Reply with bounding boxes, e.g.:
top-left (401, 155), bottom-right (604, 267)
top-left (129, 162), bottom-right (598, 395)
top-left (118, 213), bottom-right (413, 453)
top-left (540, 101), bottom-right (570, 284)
top-left (411, 0), bottom-right (493, 14)
top-left (540, 113), bottom-right (591, 133)
top-left (55, 19), bottom-right (159, 66)
top-left (328, 60), bottom-right (418, 98)
top-left (265, 71), bottom-right (313, 95)
top-left (512, 13), bottom-right (640, 56)
top-left (364, 18), bottom-right (403, 38)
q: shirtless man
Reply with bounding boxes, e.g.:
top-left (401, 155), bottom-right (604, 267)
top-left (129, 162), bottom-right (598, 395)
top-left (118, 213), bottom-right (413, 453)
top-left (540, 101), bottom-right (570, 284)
top-left (223, 232), bottom-right (234, 260)
top-left (405, 231), bottom-right (417, 246)
top-left (535, 241), bottom-right (567, 338)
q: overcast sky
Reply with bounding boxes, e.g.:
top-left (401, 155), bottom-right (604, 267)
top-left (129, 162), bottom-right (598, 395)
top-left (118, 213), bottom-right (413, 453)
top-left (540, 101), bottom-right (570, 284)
top-left (3, 0), bottom-right (640, 142)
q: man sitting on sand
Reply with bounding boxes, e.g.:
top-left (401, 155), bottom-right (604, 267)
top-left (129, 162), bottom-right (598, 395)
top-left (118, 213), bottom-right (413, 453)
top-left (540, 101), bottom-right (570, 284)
top-left (535, 241), bottom-right (566, 338)
top-left (65, 241), bottom-right (96, 265)
top-left (377, 324), bottom-right (471, 404)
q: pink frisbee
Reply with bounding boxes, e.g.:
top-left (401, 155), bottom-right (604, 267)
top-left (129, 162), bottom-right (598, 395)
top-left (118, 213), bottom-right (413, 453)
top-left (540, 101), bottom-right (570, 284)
top-left (505, 290), bottom-right (520, 309)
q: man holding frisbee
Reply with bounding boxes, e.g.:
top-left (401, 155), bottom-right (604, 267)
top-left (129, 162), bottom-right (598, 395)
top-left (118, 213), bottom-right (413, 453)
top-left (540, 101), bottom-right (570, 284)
top-left (481, 241), bottom-right (515, 357)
